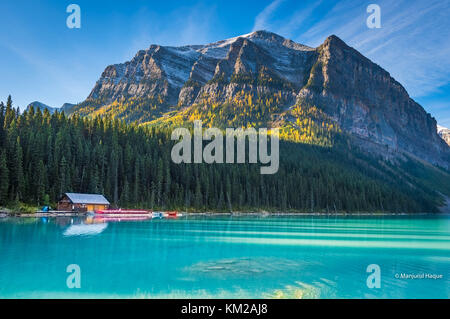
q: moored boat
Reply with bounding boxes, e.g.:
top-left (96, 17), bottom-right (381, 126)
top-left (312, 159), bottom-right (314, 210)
top-left (164, 211), bottom-right (182, 218)
top-left (152, 211), bottom-right (164, 218)
top-left (95, 209), bottom-right (151, 217)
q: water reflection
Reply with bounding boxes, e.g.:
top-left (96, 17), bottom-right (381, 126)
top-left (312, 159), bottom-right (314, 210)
top-left (61, 216), bottom-right (153, 236)
top-left (63, 223), bottom-right (108, 236)
top-left (0, 214), bottom-right (449, 298)
top-left (91, 216), bottom-right (151, 223)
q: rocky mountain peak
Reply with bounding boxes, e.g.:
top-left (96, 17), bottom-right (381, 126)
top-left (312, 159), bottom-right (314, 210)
top-left (27, 101), bottom-right (56, 114)
top-left (438, 125), bottom-right (450, 146)
top-left (73, 31), bottom-right (449, 168)
top-left (322, 34), bottom-right (347, 47)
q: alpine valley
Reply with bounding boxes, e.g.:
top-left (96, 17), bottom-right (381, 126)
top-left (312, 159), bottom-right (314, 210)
top-left (1, 31), bottom-right (450, 213)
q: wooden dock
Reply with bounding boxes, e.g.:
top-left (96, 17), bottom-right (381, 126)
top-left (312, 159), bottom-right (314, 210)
top-left (18, 211), bottom-right (88, 217)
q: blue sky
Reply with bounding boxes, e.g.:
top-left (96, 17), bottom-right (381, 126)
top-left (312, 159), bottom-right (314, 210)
top-left (0, 0), bottom-right (449, 126)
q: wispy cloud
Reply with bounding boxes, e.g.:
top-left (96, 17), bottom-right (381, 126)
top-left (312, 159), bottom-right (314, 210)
top-left (124, 4), bottom-right (217, 60)
top-left (252, 0), bottom-right (286, 31)
top-left (347, 0), bottom-right (450, 98)
top-left (252, 0), bottom-right (450, 99)
top-left (440, 118), bottom-right (450, 128)
top-left (275, 0), bottom-right (324, 36)
top-left (1, 42), bottom-right (90, 109)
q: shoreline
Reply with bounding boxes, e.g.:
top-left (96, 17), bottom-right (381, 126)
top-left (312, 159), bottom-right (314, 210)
top-left (0, 211), bottom-right (446, 218)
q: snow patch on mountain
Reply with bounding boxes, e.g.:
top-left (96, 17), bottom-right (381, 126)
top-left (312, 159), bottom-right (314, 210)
top-left (437, 125), bottom-right (450, 146)
top-left (161, 47), bottom-right (201, 87)
top-left (437, 125), bottom-right (448, 133)
top-left (87, 30), bottom-right (320, 101)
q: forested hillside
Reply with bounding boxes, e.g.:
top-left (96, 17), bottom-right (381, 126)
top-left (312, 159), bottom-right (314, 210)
top-left (1, 96), bottom-right (447, 213)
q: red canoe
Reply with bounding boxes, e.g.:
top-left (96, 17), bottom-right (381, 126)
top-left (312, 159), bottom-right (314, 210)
top-left (165, 211), bottom-right (179, 218)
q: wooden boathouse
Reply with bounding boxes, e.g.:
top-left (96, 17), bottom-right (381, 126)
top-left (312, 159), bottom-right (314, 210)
top-left (57, 193), bottom-right (110, 212)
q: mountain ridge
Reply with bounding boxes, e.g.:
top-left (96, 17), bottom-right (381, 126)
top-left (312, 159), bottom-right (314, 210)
top-left (27, 101), bottom-right (76, 114)
top-left (27, 101), bottom-right (58, 114)
top-left (68, 30), bottom-right (450, 169)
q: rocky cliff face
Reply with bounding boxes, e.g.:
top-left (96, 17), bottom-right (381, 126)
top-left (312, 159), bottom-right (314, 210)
top-left (86, 31), bottom-right (315, 107)
top-left (297, 35), bottom-right (450, 167)
top-left (76, 31), bottom-right (450, 168)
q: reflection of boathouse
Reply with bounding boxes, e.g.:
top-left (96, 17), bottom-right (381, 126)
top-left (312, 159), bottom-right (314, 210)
top-left (57, 193), bottom-right (110, 212)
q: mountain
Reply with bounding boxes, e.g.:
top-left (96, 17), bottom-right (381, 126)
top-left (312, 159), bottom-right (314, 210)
top-left (85, 31), bottom-right (314, 105)
top-left (438, 125), bottom-right (450, 146)
top-left (70, 30), bottom-right (450, 169)
top-left (61, 103), bottom-right (76, 114)
top-left (27, 101), bottom-right (58, 114)
top-left (27, 101), bottom-right (76, 115)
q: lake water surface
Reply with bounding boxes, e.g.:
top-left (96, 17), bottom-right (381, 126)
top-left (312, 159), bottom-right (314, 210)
top-left (0, 215), bottom-right (449, 298)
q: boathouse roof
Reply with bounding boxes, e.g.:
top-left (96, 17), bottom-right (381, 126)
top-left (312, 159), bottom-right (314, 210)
top-left (64, 193), bottom-right (110, 205)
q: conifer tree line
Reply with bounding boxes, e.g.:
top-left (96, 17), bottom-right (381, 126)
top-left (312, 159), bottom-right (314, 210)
top-left (0, 95), bottom-right (441, 213)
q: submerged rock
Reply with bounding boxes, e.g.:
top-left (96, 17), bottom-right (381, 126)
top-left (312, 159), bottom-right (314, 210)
top-left (185, 257), bottom-right (308, 277)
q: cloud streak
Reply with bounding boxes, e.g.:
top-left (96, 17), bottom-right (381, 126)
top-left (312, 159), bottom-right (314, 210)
top-left (252, 0), bottom-right (286, 31)
top-left (124, 4), bottom-right (218, 61)
top-left (251, 0), bottom-right (450, 100)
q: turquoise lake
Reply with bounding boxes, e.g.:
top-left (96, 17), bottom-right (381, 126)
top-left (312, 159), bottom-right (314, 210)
top-left (0, 215), bottom-right (449, 299)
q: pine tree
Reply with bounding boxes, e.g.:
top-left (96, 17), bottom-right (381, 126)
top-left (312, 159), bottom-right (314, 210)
top-left (110, 148), bottom-right (119, 206)
top-left (12, 137), bottom-right (25, 201)
top-left (4, 95), bottom-right (15, 128)
top-left (0, 150), bottom-right (9, 204)
top-left (133, 159), bottom-right (141, 204)
top-left (121, 178), bottom-right (130, 206)
top-left (163, 163), bottom-right (171, 206)
top-left (194, 181), bottom-right (202, 209)
top-left (59, 156), bottom-right (68, 197)
top-left (0, 102), bottom-right (5, 148)
top-left (35, 160), bottom-right (47, 206)
top-left (0, 95), bottom-right (442, 214)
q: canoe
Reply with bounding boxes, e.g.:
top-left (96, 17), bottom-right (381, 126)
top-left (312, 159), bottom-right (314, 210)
top-left (152, 211), bottom-right (164, 218)
top-left (95, 209), bottom-right (151, 215)
top-left (164, 211), bottom-right (182, 218)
